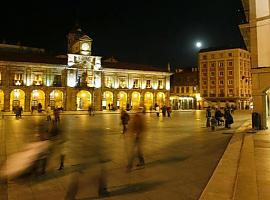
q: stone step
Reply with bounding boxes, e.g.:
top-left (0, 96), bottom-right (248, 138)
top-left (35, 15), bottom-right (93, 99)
top-left (233, 134), bottom-right (258, 200)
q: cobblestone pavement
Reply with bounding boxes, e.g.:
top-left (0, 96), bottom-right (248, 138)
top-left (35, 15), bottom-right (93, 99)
top-left (0, 110), bottom-right (251, 200)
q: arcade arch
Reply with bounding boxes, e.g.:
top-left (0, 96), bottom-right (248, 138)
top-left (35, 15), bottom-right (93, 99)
top-left (50, 90), bottom-right (64, 109)
top-left (10, 89), bottom-right (25, 111)
top-left (77, 90), bottom-right (91, 110)
top-left (131, 92), bottom-right (140, 110)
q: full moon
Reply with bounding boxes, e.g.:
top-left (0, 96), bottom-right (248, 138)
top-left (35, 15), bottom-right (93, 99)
top-left (195, 41), bottom-right (202, 48)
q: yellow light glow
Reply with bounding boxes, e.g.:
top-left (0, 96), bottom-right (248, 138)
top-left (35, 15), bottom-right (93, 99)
top-left (134, 93), bottom-right (138, 98)
top-left (81, 93), bottom-right (86, 97)
top-left (120, 93), bottom-right (124, 98)
top-left (55, 92), bottom-right (59, 97)
top-left (195, 93), bottom-right (202, 101)
top-left (106, 93), bottom-right (110, 97)
top-left (14, 90), bottom-right (20, 98)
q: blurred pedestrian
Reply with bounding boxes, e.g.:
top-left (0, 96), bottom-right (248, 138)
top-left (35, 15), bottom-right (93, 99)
top-left (54, 108), bottom-right (60, 123)
top-left (120, 109), bottom-right (129, 134)
top-left (167, 106), bottom-right (172, 117)
top-left (88, 105), bottom-right (94, 116)
top-left (210, 116), bottom-right (217, 131)
top-left (156, 105), bottom-right (160, 117)
top-left (126, 111), bottom-right (146, 172)
top-left (46, 105), bottom-right (52, 121)
top-left (162, 105), bottom-right (167, 117)
top-left (206, 106), bottom-right (211, 127)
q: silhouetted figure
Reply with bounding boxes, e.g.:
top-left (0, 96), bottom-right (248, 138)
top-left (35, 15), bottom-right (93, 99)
top-left (126, 112), bottom-right (146, 172)
top-left (120, 109), bottom-right (129, 134)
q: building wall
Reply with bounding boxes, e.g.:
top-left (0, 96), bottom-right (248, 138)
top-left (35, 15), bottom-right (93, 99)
top-left (0, 61), bottom-right (171, 112)
top-left (241, 0), bottom-right (270, 129)
top-left (199, 48), bottom-right (252, 109)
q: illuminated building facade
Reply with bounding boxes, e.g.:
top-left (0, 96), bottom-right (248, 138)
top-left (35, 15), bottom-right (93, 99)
top-left (199, 48), bottom-right (252, 109)
top-left (170, 68), bottom-right (200, 110)
top-left (0, 28), bottom-right (171, 112)
top-left (240, 0), bottom-right (270, 129)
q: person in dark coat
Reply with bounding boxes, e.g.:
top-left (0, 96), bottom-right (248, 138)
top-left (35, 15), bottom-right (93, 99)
top-left (120, 109), bottom-right (130, 134)
top-left (224, 106), bottom-right (233, 128)
top-left (214, 108), bottom-right (223, 126)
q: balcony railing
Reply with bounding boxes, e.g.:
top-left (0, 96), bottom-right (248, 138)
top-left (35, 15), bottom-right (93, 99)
top-left (33, 81), bottom-right (43, 86)
top-left (13, 80), bottom-right (24, 86)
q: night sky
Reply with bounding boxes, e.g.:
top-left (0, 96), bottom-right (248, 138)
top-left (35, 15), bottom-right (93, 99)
top-left (0, 0), bottom-right (246, 69)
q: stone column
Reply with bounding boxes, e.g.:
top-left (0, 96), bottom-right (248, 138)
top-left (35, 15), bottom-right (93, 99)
top-left (25, 89), bottom-right (31, 112)
top-left (94, 88), bottom-right (102, 111)
top-left (45, 89), bottom-right (50, 108)
top-left (4, 88), bottom-right (10, 111)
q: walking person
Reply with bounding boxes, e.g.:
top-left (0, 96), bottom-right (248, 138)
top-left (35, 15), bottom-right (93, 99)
top-left (162, 105), bottom-right (167, 117)
top-left (126, 111), bottom-right (146, 172)
top-left (46, 105), bottom-right (52, 121)
top-left (156, 105), bottom-right (160, 117)
top-left (167, 105), bottom-right (172, 117)
top-left (120, 109), bottom-right (129, 134)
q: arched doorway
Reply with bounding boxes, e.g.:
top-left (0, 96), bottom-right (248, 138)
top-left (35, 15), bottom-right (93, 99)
top-left (50, 90), bottom-right (64, 109)
top-left (77, 90), bottom-right (91, 110)
top-left (30, 90), bottom-right (45, 112)
top-left (118, 91), bottom-right (127, 110)
top-left (144, 92), bottom-right (153, 110)
top-left (0, 90), bottom-right (4, 111)
top-left (156, 92), bottom-right (165, 107)
top-left (103, 91), bottom-right (113, 110)
top-left (10, 89), bottom-right (25, 111)
top-left (131, 92), bottom-right (140, 110)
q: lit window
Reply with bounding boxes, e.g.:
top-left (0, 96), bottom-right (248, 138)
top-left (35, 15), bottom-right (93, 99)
top-left (219, 80), bottom-right (224, 85)
top-left (228, 70), bottom-right (233, 76)
top-left (181, 87), bottom-right (184, 93)
top-left (211, 62), bottom-right (216, 67)
top-left (228, 79), bottom-right (233, 85)
top-left (133, 79), bottom-right (139, 88)
top-left (33, 74), bottom-right (43, 86)
top-left (219, 71), bottom-right (224, 76)
top-left (146, 80), bottom-right (151, 88)
top-left (105, 76), bottom-right (113, 88)
top-left (219, 62), bottom-right (224, 67)
top-left (158, 80), bottom-right (163, 89)
top-left (119, 78), bottom-right (126, 88)
top-left (228, 61), bottom-right (233, 66)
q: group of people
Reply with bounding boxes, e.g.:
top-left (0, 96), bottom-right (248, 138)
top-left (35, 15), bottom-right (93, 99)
top-left (206, 105), bottom-right (234, 130)
top-left (13, 105), bottom-right (23, 119)
top-left (155, 104), bottom-right (172, 117)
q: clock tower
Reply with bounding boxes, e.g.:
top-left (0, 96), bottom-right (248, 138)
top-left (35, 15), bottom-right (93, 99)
top-left (67, 25), bottom-right (93, 55)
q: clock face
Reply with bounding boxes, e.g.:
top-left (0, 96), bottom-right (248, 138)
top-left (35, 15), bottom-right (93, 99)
top-left (81, 43), bottom-right (90, 51)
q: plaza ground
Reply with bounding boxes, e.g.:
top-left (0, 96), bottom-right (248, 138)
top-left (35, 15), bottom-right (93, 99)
top-left (0, 110), bottom-right (251, 200)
